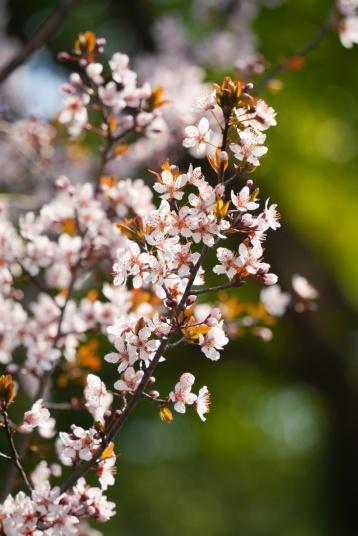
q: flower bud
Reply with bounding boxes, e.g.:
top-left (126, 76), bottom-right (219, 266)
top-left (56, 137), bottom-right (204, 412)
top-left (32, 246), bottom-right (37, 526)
top-left (219, 151), bottom-right (229, 162)
top-left (253, 327), bottom-right (273, 342)
top-left (57, 51), bottom-right (71, 62)
top-left (262, 273), bottom-right (278, 286)
top-left (0, 375), bottom-right (15, 411)
top-left (159, 406), bottom-right (173, 423)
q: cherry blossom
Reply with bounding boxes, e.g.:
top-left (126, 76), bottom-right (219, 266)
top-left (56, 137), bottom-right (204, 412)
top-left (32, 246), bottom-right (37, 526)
top-left (153, 168), bottom-right (188, 200)
top-left (199, 324), bottom-right (229, 361)
top-left (113, 366), bottom-right (144, 392)
top-left (168, 373), bottom-right (197, 413)
top-left (213, 247), bottom-right (241, 280)
top-left (0, 28), bottom-right (314, 532)
top-left (230, 129), bottom-right (268, 167)
top-left (19, 399), bottom-right (56, 438)
top-left (58, 94), bottom-right (89, 137)
top-left (182, 117), bottom-right (212, 157)
top-left (84, 374), bottom-right (113, 423)
top-left (57, 426), bottom-right (102, 465)
top-left (292, 274), bottom-right (319, 300)
top-left (97, 455), bottom-right (116, 491)
top-left (195, 386), bottom-right (211, 422)
top-left (231, 186), bottom-right (259, 212)
top-left (260, 285), bottom-right (291, 317)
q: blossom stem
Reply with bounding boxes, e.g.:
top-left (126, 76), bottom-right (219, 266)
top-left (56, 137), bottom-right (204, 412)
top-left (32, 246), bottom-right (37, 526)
top-left (167, 337), bottom-right (186, 349)
top-left (217, 115), bottom-right (231, 183)
top-left (141, 392), bottom-right (167, 404)
top-left (191, 281), bottom-right (242, 295)
top-left (2, 410), bottom-right (33, 494)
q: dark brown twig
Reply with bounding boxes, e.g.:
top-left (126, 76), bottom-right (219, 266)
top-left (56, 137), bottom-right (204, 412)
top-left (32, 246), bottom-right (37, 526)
top-left (256, 8), bottom-right (335, 92)
top-left (2, 410), bottom-right (33, 494)
top-left (0, 0), bottom-right (80, 85)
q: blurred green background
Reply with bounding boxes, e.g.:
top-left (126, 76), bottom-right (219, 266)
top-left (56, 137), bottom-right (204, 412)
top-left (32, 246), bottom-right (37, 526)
top-left (3, 0), bottom-right (358, 534)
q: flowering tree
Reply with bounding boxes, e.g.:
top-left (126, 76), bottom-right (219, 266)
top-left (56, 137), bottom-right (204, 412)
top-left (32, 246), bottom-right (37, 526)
top-left (0, 1), bottom-right (354, 533)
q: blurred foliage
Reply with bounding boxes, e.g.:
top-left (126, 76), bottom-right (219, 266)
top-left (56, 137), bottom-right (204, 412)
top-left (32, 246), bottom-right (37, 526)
top-left (3, 0), bottom-right (358, 534)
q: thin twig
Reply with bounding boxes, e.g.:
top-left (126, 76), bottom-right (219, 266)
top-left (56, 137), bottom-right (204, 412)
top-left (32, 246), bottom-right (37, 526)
top-left (0, 452), bottom-right (13, 462)
top-left (2, 410), bottom-right (33, 494)
top-left (45, 401), bottom-right (81, 410)
top-left (0, 0), bottom-right (80, 85)
top-left (191, 281), bottom-right (242, 295)
top-left (256, 8), bottom-right (335, 92)
top-left (167, 336), bottom-right (186, 349)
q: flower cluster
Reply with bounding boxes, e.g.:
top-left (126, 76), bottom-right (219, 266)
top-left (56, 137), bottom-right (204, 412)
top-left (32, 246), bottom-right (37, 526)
top-left (0, 480), bottom-right (115, 535)
top-left (58, 31), bottom-right (165, 146)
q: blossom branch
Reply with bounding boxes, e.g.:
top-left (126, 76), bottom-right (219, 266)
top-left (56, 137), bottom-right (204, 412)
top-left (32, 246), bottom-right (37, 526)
top-left (59, 237), bottom-right (213, 493)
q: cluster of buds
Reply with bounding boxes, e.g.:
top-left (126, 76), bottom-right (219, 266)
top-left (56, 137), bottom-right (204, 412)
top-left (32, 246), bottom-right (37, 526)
top-left (58, 31), bottom-right (166, 147)
top-left (183, 76), bottom-right (276, 172)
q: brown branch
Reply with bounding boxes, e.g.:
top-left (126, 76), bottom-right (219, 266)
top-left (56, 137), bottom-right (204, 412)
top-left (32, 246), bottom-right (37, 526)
top-left (60, 337), bottom-right (171, 493)
top-left (58, 115), bottom-right (233, 495)
top-left (59, 240), bottom-right (213, 493)
top-left (256, 8), bottom-right (335, 92)
top-left (0, 0), bottom-right (80, 85)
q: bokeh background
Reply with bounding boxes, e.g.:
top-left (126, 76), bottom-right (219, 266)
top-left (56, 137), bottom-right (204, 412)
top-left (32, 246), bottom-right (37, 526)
top-left (1, 0), bottom-right (358, 534)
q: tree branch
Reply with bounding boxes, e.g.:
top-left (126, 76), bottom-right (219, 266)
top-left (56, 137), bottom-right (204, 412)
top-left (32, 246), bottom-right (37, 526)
top-left (0, 0), bottom-right (80, 85)
top-left (256, 8), bottom-right (335, 92)
top-left (59, 240), bottom-right (212, 493)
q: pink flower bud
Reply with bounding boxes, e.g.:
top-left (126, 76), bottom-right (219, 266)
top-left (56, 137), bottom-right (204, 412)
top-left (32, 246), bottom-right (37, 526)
top-left (262, 273), bottom-right (278, 285)
top-left (57, 51), bottom-right (71, 62)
